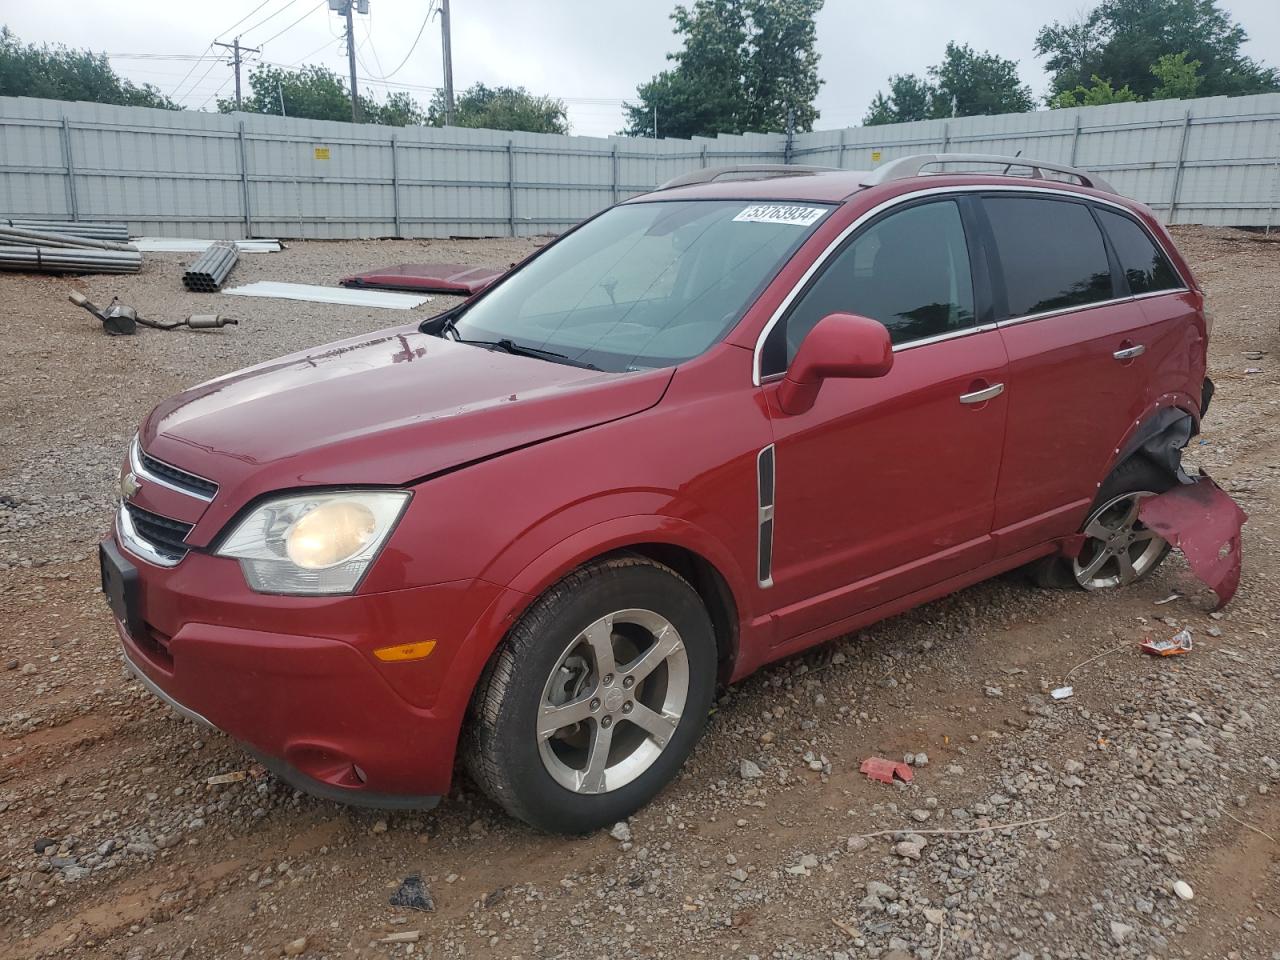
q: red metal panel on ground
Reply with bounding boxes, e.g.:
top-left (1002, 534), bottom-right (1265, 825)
top-left (1138, 472), bottom-right (1248, 609)
top-left (340, 263), bottom-right (504, 295)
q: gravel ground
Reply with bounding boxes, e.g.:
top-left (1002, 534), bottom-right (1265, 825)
top-left (0, 227), bottom-right (1278, 960)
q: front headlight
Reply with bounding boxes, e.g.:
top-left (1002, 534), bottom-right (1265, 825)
top-left (216, 490), bottom-right (410, 594)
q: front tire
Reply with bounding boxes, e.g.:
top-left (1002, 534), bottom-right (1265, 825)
top-left (464, 556), bottom-right (716, 833)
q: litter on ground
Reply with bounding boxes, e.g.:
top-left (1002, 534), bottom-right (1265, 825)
top-left (1140, 628), bottom-right (1194, 657)
top-left (860, 757), bottom-right (913, 784)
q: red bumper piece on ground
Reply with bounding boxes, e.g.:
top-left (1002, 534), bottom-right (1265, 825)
top-left (340, 263), bottom-right (504, 295)
top-left (860, 757), bottom-right (914, 784)
top-left (1138, 471), bottom-right (1248, 609)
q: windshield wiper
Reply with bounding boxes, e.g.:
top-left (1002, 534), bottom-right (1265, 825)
top-left (450, 332), bottom-right (600, 370)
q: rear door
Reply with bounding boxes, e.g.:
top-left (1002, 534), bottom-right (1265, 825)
top-left (980, 193), bottom-right (1155, 554)
top-left (759, 196), bottom-right (1010, 643)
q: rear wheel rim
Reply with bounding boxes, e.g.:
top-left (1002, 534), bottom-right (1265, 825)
top-left (1072, 490), bottom-right (1167, 590)
top-left (537, 608), bottom-right (689, 795)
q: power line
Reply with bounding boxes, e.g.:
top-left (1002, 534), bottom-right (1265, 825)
top-left (358, 0), bottom-right (435, 82)
top-left (167, 42), bottom-right (216, 100)
top-left (240, 0), bottom-right (307, 42)
top-left (256, 0), bottom-right (327, 49)
top-left (215, 0), bottom-right (278, 41)
top-left (173, 49), bottom-right (224, 103)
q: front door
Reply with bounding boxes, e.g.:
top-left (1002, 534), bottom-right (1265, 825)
top-left (757, 197), bottom-right (1009, 644)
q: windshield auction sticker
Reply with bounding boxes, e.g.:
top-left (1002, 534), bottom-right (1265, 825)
top-left (733, 204), bottom-right (826, 227)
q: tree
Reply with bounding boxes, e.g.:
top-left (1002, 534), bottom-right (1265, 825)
top-left (863, 74), bottom-right (942, 125)
top-left (622, 0), bottom-right (824, 138)
top-left (428, 83), bottom-right (568, 134)
top-left (1036, 0), bottom-right (1280, 102)
top-left (1150, 51), bottom-right (1203, 99)
top-left (1048, 75), bottom-right (1142, 108)
top-left (0, 26), bottom-right (178, 109)
top-left (862, 43), bottom-right (1033, 125)
top-left (220, 64), bottom-right (426, 126)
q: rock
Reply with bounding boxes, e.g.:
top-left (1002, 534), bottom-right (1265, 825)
top-left (370, 819), bottom-right (388, 834)
top-left (609, 821), bottom-right (632, 843)
top-left (910, 809), bottom-right (931, 822)
top-left (865, 880), bottom-right (897, 900)
top-left (1064, 759), bottom-right (1085, 774)
top-left (1109, 921), bottom-right (1133, 944)
top-left (846, 835), bottom-right (869, 853)
top-left (913, 752), bottom-right (929, 767)
top-left (3, 658), bottom-right (17, 671)
top-left (895, 841), bottom-right (923, 860)
top-left (729, 868), bottom-right (748, 883)
top-left (739, 759), bottom-right (764, 780)
top-left (1173, 880), bottom-right (1194, 901)
top-left (923, 907), bottom-right (945, 925)
top-left (33, 837), bottom-right (57, 855)
top-left (283, 937), bottom-right (308, 956)
top-left (985, 686), bottom-right (1003, 698)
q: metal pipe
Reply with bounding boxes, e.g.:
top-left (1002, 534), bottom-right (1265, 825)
top-left (0, 225), bottom-right (136, 251)
top-left (1, 219), bottom-right (130, 241)
top-left (0, 246), bottom-right (141, 273)
top-left (182, 242), bottom-right (239, 291)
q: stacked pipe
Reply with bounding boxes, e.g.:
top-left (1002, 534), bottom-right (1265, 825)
top-left (0, 225), bottom-right (140, 274)
top-left (0, 219), bottom-right (130, 242)
top-left (182, 242), bottom-right (239, 292)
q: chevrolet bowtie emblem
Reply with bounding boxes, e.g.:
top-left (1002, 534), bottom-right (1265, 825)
top-left (120, 471), bottom-right (142, 499)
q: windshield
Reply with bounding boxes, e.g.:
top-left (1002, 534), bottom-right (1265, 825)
top-left (450, 199), bottom-right (831, 372)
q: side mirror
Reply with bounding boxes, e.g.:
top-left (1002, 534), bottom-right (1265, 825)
top-left (776, 312), bottom-right (893, 414)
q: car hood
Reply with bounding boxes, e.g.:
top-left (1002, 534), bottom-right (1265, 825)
top-left (141, 326), bottom-right (673, 536)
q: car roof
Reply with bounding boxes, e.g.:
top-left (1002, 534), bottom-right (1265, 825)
top-left (625, 156), bottom-right (1124, 208)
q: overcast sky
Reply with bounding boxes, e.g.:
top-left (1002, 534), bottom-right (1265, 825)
top-left (6, 0), bottom-right (1280, 137)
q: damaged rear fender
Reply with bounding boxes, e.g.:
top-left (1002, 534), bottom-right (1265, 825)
top-left (1107, 402), bottom-right (1201, 486)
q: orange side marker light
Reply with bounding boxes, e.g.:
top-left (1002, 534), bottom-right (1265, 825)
top-left (374, 640), bottom-right (437, 662)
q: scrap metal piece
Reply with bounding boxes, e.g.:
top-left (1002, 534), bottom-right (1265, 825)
top-left (1138, 472), bottom-right (1247, 609)
top-left (860, 757), bottom-right (913, 785)
top-left (68, 291), bottom-right (137, 335)
top-left (341, 262), bottom-right (504, 295)
top-left (224, 281), bottom-right (430, 310)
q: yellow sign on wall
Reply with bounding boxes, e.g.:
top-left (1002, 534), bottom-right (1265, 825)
top-left (314, 146), bottom-right (331, 161)
top-left (870, 150), bottom-right (882, 162)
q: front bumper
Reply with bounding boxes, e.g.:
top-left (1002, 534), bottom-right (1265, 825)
top-left (105, 532), bottom-right (508, 806)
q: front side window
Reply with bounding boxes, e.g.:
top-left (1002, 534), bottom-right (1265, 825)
top-left (1096, 208), bottom-right (1182, 295)
top-left (451, 199), bottom-right (830, 373)
top-left (772, 199), bottom-right (976, 368)
top-left (983, 196), bottom-right (1113, 318)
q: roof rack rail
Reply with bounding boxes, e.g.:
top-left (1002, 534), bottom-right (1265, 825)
top-left (657, 164), bottom-right (839, 191)
top-left (860, 153), bottom-right (1115, 194)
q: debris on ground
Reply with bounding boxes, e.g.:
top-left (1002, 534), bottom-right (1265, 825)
top-left (860, 757), bottom-right (913, 784)
top-left (389, 873), bottom-right (434, 912)
top-left (68, 292), bottom-right (239, 334)
top-left (1140, 628), bottom-right (1194, 657)
top-left (224, 280), bottom-right (430, 309)
top-left (205, 771), bottom-right (247, 785)
top-left (340, 262), bottom-right (504, 295)
top-left (1, 224), bottom-right (141, 274)
top-left (1139, 472), bottom-right (1248, 608)
top-left (1050, 685), bottom-right (1074, 700)
top-left (132, 237), bottom-right (283, 253)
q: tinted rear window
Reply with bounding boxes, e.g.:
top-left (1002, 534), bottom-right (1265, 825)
top-left (984, 197), bottom-right (1113, 318)
top-left (1096, 209), bottom-right (1182, 295)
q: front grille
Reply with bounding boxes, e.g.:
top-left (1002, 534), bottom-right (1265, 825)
top-left (124, 503), bottom-right (194, 562)
top-left (139, 450), bottom-right (218, 499)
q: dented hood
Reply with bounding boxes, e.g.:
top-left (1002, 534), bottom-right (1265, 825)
top-left (141, 326), bottom-right (672, 535)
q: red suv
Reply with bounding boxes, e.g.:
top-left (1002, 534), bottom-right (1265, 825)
top-left (102, 155), bottom-right (1210, 832)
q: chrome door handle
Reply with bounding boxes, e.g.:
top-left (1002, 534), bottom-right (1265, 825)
top-left (959, 383), bottom-right (1005, 404)
top-left (1113, 344), bottom-right (1146, 360)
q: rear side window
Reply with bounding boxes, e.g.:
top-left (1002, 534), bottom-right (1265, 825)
top-left (983, 197), bottom-right (1113, 319)
top-left (1096, 209), bottom-right (1182, 294)
top-left (780, 199), bottom-right (975, 361)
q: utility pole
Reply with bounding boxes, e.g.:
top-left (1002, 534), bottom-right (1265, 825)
top-left (214, 37), bottom-right (260, 110)
top-left (440, 0), bottom-right (455, 125)
top-left (652, 104), bottom-right (657, 139)
top-left (329, 0), bottom-right (368, 123)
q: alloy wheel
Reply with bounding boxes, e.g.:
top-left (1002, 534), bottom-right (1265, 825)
top-left (1072, 490), bottom-right (1167, 590)
top-left (537, 608), bottom-right (689, 795)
